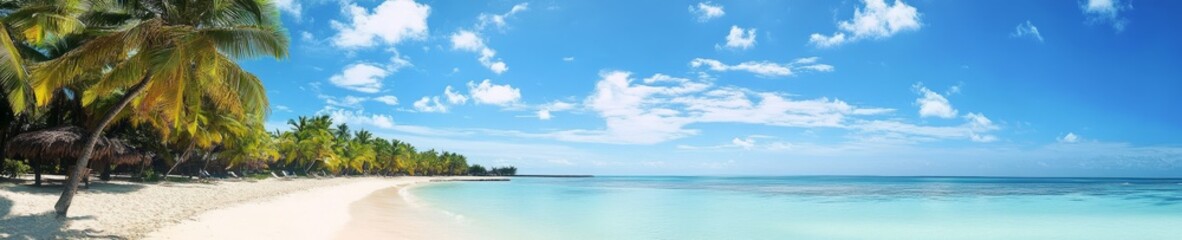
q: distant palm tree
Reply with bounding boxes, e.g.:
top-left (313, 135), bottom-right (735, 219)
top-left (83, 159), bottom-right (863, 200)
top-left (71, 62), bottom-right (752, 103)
top-left (39, 0), bottom-right (288, 217)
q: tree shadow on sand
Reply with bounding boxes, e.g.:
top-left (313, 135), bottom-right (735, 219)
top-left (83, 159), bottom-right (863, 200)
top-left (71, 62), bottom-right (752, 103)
top-left (1, 181), bottom-right (146, 195)
top-left (0, 196), bottom-right (127, 239)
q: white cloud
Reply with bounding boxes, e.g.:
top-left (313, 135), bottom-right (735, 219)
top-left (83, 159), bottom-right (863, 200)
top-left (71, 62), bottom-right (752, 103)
top-left (329, 63), bottom-right (389, 93)
top-left (914, 83), bottom-right (957, 118)
top-left (546, 71), bottom-right (889, 144)
top-left (853, 113), bottom-right (999, 143)
top-left (689, 2), bottom-right (725, 22)
top-left (1081, 0), bottom-right (1130, 32)
top-left (534, 101), bottom-right (576, 120)
top-left (732, 137), bottom-right (756, 150)
top-left (543, 101), bottom-right (576, 111)
top-left (373, 95), bottom-right (400, 105)
top-left (1011, 21), bottom-right (1044, 42)
top-left (444, 85), bottom-right (469, 104)
top-left (478, 3), bottom-right (529, 30)
top-left (963, 113), bottom-right (999, 142)
top-left (644, 73), bottom-right (690, 84)
top-left (450, 30), bottom-right (484, 51)
top-left (324, 95), bottom-right (369, 107)
top-left (808, 33), bottom-right (847, 48)
top-left (451, 4), bottom-right (528, 74)
top-left (468, 79), bottom-right (522, 106)
top-left (274, 105), bottom-right (292, 112)
top-left (690, 57), bottom-right (834, 78)
top-left (722, 25), bottom-right (757, 50)
top-left (300, 31), bottom-right (314, 42)
top-left (563, 57), bottom-right (576, 62)
top-left (1059, 132), bottom-right (1081, 143)
top-left (413, 96), bottom-right (449, 113)
top-left (275, 0), bottom-right (302, 18)
top-left (387, 50), bottom-right (414, 72)
top-left (331, 0), bottom-right (431, 49)
top-left (809, 0), bottom-right (921, 48)
top-left (323, 108), bottom-right (396, 129)
top-left (451, 30), bottom-right (509, 74)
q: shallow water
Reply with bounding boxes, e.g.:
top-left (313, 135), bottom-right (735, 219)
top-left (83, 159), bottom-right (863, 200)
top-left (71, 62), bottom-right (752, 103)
top-left (411, 176), bottom-right (1182, 239)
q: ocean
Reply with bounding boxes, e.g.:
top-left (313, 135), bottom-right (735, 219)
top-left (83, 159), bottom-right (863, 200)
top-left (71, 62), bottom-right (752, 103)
top-left (409, 176), bottom-right (1182, 239)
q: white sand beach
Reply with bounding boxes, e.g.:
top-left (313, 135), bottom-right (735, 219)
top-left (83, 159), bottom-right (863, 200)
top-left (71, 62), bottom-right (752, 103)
top-left (0, 176), bottom-right (491, 239)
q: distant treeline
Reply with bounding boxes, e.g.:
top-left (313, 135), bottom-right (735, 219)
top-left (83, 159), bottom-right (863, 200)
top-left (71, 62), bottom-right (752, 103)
top-left (467, 165), bottom-right (517, 176)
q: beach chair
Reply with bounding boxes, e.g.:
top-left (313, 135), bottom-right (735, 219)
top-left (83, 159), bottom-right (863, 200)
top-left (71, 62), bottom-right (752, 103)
top-left (228, 171), bottom-right (239, 178)
top-left (271, 172), bottom-right (280, 178)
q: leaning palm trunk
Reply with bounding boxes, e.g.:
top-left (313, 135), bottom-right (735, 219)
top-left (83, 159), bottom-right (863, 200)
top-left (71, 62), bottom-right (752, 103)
top-left (304, 160), bottom-right (316, 175)
top-left (55, 76), bottom-right (150, 217)
top-left (164, 142), bottom-right (196, 181)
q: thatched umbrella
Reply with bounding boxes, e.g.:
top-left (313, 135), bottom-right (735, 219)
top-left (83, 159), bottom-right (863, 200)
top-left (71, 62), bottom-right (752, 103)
top-left (4, 126), bottom-right (150, 185)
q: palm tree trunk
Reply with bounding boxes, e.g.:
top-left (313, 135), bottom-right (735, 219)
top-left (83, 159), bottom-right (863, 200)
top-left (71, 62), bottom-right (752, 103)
top-left (303, 160), bottom-right (316, 175)
top-left (33, 161), bottom-right (41, 186)
top-left (165, 142), bottom-right (196, 181)
top-left (200, 150), bottom-right (213, 178)
top-left (100, 163), bottom-right (111, 181)
top-left (54, 75), bottom-right (151, 217)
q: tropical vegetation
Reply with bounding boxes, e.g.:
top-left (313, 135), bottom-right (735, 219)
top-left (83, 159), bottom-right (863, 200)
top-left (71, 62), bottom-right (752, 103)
top-left (0, 0), bottom-right (514, 217)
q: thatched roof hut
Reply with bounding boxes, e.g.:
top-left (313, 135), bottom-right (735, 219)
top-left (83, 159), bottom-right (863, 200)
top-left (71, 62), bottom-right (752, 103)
top-left (4, 126), bottom-right (151, 167)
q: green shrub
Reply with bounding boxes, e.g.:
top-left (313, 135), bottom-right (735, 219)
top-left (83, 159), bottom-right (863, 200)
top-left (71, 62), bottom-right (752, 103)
top-left (138, 168), bottom-right (161, 182)
top-left (2, 159), bottom-right (31, 179)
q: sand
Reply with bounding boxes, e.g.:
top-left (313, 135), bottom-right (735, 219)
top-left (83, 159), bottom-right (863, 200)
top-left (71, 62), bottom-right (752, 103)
top-left (0, 176), bottom-right (490, 239)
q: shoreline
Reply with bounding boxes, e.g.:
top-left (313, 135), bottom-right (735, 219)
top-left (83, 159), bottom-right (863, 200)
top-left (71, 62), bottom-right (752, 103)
top-left (0, 176), bottom-right (498, 239)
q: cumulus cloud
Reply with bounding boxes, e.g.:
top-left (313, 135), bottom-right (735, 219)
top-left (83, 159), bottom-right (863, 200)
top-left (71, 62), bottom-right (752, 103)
top-left (1081, 0), bottom-right (1131, 32)
top-left (450, 30), bottom-right (485, 51)
top-left (373, 96), bottom-right (400, 105)
top-left (468, 79), bottom-right (522, 106)
top-left (563, 57), bottom-right (576, 62)
top-left (914, 83), bottom-right (957, 118)
top-left (534, 101), bottom-right (576, 120)
top-left (690, 57), bottom-right (834, 78)
top-left (450, 4), bottom-right (528, 74)
top-left (331, 0), bottom-right (430, 49)
top-left (1011, 21), bottom-right (1044, 42)
top-left (722, 25), bottom-right (757, 50)
top-left (329, 63), bottom-right (389, 93)
top-left (732, 137), bottom-right (756, 150)
top-left (545, 71), bottom-right (891, 144)
top-left (478, 3), bottom-right (529, 30)
top-left (689, 2), bottom-right (725, 22)
top-left (444, 86), bottom-right (469, 104)
top-left (1059, 132), bottom-right (1081, 143)
top-left (274, 0), bottom-right (302, 18)
top-left (323, 108), bottom-right (396, 129)
top-left (809, 0), bottom-right (921, 48)
top-left (413, 96), bottom-right (449, 113)
top-left (450, 31), bottom-right (509, 74)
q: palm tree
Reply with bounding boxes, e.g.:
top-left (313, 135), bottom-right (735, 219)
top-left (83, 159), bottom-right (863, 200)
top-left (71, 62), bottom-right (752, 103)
top-left (40, 0), bottom-right (288, 216)
top-left (0, 0), bottom-right (88, 166)
top-left (0, 0), bottom-right (87, 115)
top-left (162, 104), bottom-right (246, 179)
top-left (218, 119), bottom-right (275, 172)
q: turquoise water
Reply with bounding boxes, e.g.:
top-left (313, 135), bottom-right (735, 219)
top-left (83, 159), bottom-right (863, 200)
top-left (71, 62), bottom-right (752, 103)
top-left (411, 176), bottom-right (1182, 239)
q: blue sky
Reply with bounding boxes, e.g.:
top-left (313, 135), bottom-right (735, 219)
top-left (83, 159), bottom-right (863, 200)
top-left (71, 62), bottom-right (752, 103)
top-left (245, 0), bottom-right (1182, 177)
